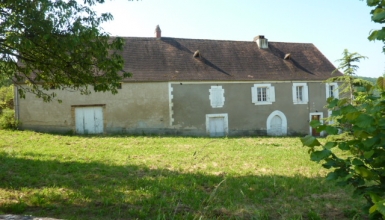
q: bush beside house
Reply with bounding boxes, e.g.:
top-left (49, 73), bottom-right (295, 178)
top-left (0, 85), bottom-right (18, 129)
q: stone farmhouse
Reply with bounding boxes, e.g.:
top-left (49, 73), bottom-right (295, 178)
top-left (15, 26), bottom-right (341, 136)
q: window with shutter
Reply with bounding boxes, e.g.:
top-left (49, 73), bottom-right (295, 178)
top-left (292, 83), bottom-right (309, 104)
top-left (251, 84), bottom-right (275, 105)
top-left (325, 83), bottom-right (339, 99)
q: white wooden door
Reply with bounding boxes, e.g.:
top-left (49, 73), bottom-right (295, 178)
top-left (270, 115), bottom-right (282, 136)
top-left (75, 107), bottom-right (103, 134)
top-left (209, 117), bottom-right (225, 137)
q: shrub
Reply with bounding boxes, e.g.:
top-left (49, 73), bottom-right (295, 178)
top-left (301, 77), bottom-right (385, 219)
top-left (0, 85), bottom-right (14, 112)
top-left (0, 108), bottom-right (19, 129)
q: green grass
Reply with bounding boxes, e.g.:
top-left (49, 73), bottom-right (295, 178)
top-left (0, 130), bottom-right (365, 219)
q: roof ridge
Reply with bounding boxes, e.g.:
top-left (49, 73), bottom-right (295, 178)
top-left (114, 36), bottom-right (314, 45)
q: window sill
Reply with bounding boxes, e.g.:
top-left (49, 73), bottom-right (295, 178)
top-left (253, 102), bottom-right (273, 105)
top-left (293, 102), bottom-right (308, 105)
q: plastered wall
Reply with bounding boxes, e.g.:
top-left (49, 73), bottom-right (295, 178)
top-left (171, 82), bottom-right (329, 136)
top-left (17, 82), bottom-right (171, 134)
top-left (17, 81), bottom-right (330, 136)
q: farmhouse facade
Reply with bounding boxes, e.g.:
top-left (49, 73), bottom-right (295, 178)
top-left (15, 27), bottom-right (341, 136)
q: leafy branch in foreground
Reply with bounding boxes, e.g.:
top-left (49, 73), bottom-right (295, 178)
top-left (0, 0), bottom-right (131, 101)
top-left (367, 0), bottom-right (385, 53)
top-left (301, 78), bottom-right (385, 219)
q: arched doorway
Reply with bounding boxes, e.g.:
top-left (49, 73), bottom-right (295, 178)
top-left (266, 110), bottom-right (287, 136)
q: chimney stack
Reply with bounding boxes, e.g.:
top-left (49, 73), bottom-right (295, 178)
top-left (253, 35), bottom-right (268, 49)
top-left (155, 25), bottom-right (161, 38)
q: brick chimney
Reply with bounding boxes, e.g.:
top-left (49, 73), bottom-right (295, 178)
top-left (253, 35), bottom-right (268, 49)
top-left (155, 25), bottom-right (161, 38)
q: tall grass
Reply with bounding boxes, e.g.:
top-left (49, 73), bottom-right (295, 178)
top-left (0, 130), bottom-right (365, 219)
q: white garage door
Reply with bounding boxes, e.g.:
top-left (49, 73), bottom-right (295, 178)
top-left (75, 107), bottom-right (104, 134)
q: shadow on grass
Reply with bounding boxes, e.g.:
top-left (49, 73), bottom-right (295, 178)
top-left (0, 152), bottom-right (363, 220)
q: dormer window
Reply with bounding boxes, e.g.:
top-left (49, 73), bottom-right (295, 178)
top-left (193, 50), bottom-right (201, 58)
top-left (284, 53), bottom-right (291, 60)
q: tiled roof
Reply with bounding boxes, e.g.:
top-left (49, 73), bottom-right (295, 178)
top-left (119, 37), bottom-right (341, 82)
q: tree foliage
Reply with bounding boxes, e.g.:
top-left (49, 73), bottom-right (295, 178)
top-left (329, 49), bottom-right (370, 104)
top-left (367, 0), bottom-right (385, 52)
top-left (0, 0), bottom-right (131, 101)
top-left (0, 69), bottom-right (12, 87)
top-left (301, 1), bottom-right (385, 215)
top-left (0, 85), bottom-right (13, 111)
top-left (302, 79), bottom-right (385, 219)
top-left (357, 76), bottom-right (378, 85)
top-left (333, 49), bottom-right (368, 76)
top-left (0, 85), bottom-right (16, 129)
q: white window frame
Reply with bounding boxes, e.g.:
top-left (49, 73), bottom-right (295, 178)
top-left (251, 84), bottom-right (275, 105)
top-left (292, 83), bottom-right (309, 104)
top-left (257, 87), bottom-right (268, 102)
top-left (326, 83), bottom-right (339, 99)
top-left (209, 86), bottom-right (225, 108)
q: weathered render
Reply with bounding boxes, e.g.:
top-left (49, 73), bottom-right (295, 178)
top-left (15, 28), bottom-right (341, 136)
top-left (17, 82), bottom-right (171, 134)
top-left (170, 81), bottom-right (330, 136)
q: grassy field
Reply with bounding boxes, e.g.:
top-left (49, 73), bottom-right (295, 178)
top-left (0, 130), bottom-right (365, 219)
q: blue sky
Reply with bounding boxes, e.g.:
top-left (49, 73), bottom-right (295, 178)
top-left (94, 0), bottom-right (385, 78)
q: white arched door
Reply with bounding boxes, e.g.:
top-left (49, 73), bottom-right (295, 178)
top-left (270, 115), bottom-right (283, 135)
top-left (266, 111), bottom-right (287, 136)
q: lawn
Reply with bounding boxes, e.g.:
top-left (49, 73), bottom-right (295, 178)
top-left (0, 130), bottom-right (365, 219)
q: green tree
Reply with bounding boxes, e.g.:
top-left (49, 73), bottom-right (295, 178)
top-left (367, 0), bottom-right (385, 52)
top-left (329, 49), bottom-right (369, 104)
top-left (0, 76), bottom-right (11, 88)
top-left (357, 76), bottom-right (378, 85)
top-left (0, 0), bottom-right (131, 101)
top-left (302, 79), bottom-right (385, 219)
top-left (335, 49), bottom-right (368, 76)
top-left (301, 1), bottom-right (385, 218)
